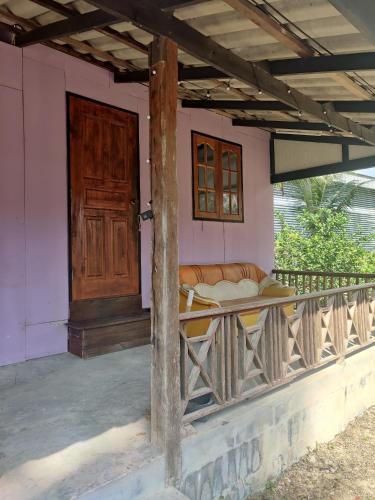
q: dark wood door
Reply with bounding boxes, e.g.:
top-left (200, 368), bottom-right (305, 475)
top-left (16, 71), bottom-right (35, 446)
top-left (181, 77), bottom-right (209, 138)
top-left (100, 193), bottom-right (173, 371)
top-left (69, 95), bottom-right (140, 301)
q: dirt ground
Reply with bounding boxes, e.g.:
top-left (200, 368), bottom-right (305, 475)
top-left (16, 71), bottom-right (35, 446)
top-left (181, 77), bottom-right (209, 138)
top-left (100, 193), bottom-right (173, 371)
top-left (249, 406), bottom-right (375, 500)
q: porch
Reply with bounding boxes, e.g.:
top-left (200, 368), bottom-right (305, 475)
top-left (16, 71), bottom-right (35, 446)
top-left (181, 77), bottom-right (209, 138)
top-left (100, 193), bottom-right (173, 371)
top-left (2, 0), bottom-right (375, 498)
top-left (2, 272), bottom-right (375, 499)
top-left (0, 346), bottom-right (155, 499)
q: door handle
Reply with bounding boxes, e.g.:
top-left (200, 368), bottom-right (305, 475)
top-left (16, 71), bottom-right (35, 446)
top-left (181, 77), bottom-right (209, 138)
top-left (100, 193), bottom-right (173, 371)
top-left (130, 199), bottom-right (136, 206)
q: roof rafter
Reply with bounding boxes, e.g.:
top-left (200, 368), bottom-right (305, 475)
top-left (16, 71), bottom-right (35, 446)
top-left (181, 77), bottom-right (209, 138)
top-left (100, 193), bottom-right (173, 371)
top-left (18, 0), bottom-right (203, 52)
top-left (223, 0), bottom-right (313, 58)
top-left (223, 0), bottom-right (372, 100)
top-left (0, 20), bottom-right (15, 44)
top-left (272, 133), bottom-right (368, 146)
top-left (181, 99), bottom-right (375, 113)
top-left (0, 6), bottom-right (132, 70)
top-left (16, 9), bottom-right (119, 47)
top-left (232, 119), bottom-right (374, 132)
top-left (269, 52), bottom-right (375, 76)
top-left (115, 51), bottom-right (375, 83)
top-left (88, 0), bottom-right (375, 145)
top-left (30, 0), bottom-right (148, 55)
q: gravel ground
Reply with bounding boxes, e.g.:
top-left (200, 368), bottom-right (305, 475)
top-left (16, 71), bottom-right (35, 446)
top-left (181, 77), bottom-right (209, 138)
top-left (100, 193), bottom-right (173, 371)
top-left (249, 406), bottom-right (375, 500)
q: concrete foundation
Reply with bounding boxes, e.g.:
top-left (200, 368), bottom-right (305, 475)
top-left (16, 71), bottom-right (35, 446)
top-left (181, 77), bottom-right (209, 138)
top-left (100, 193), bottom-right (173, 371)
top-left (179, 345), bottom-right (375, 499)
top-left (1, 345), bottom-right (375, 499)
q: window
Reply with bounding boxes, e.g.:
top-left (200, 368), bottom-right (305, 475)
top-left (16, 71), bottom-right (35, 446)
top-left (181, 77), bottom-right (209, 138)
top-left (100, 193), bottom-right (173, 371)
top-left (192, 132), bottom-right (243, 222)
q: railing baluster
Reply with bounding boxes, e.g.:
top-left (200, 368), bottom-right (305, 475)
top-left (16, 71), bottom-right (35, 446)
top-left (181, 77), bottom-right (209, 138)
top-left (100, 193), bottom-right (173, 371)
top-left (264, 306), bottom-right (285, 382)
top-left (180, 327), bottom-right (189, 402)
top-left (225, 315), bottom-right (232, 400)
top-left (332, 293), bottom-right (347, 356)
top-left (208, 322), bottom-right (217, 399)
top-left (357, 289), bottom-right (370, 344)
top-left (180, 281), bottom-right (375, 423)
top-left (300, 299), bottom-right (321, 367)
top-left (217, 317), bottom-right (226, 401)
top-left (230, 314), bottom-right (239, 398)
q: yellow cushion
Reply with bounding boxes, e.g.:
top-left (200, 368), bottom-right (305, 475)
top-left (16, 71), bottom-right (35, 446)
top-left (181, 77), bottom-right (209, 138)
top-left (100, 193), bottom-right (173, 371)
top-left (193, 279), bottom-right (259, 302)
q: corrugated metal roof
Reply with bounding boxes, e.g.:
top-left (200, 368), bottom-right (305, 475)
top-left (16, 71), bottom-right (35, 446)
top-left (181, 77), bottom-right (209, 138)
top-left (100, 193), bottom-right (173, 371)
top-left (1, 0), bottom-right (375, 126)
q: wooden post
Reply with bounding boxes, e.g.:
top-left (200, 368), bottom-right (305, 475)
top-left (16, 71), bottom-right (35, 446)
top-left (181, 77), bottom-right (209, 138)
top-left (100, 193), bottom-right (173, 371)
top-left (149, 36), bottom-right (181, 486)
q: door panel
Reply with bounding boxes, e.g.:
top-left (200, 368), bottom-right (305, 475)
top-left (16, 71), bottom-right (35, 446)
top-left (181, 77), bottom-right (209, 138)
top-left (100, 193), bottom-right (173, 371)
top-left (69, 95), bottom-right (140, 301)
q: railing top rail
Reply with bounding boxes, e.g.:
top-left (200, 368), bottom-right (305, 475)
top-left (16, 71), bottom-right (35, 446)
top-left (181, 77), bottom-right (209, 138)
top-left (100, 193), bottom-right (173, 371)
top-left (179, 281), bottom-right (375, 321)
top-left (273, 269), bottom-right (375, 278)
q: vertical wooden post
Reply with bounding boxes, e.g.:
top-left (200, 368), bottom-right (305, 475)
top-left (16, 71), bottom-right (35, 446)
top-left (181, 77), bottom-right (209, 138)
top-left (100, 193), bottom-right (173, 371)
top-left (332, 293), bottom-right (347, 356)
top-left (264, 306), bottom-right (286, 382)
top-left (149, 36), bottom-right (181, 486)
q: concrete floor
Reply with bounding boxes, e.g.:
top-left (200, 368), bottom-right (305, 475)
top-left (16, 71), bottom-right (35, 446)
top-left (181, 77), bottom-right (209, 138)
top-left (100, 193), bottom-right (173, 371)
top-left (0, 346), bottom-right (161, 500)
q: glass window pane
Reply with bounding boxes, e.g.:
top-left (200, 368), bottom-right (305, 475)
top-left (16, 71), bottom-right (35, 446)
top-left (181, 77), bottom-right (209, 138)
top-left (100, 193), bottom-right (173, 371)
top-left (223, 193), bottom-right (230, 214)
top-left (223, 170), bottom-right (229, 191)
top-left (231, 194), bottom-right (238, 214)
top-left (197, 143), bottom-right (205, 163)
top-left (230, 153), bottom-right (237, 171)
top-left (222, 151), bottom-right (229, 170)
top-left (231, 172), bottom-right (237, 190)
top-left (207, 192), bottom-right (216, 212)
top-left (207, 168), bottom-right (215, 188)
top-left (199, 191), bottom-right (206, 212)
top-left (198, 166), bottom-right (205, 187)
top-left (207, 145), bottom-right (215, 166)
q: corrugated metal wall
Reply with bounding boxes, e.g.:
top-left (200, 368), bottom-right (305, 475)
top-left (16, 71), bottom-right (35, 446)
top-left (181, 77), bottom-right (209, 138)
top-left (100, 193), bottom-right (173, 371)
top-left (274, 183), bottom-right (375, 251)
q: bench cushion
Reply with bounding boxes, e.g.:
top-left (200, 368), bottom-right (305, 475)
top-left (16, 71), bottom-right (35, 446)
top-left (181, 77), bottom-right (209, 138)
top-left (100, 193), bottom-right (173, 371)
top-left (179, 263), bottom-right (267, 287)
top-left (193, 279), bottom-right (259, 302)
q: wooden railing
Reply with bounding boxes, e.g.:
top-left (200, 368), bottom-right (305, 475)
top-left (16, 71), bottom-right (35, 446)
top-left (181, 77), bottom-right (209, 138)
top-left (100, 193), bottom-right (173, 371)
top-left (273, 269), bottom-right (375, 295)
top-left (179, 283), bottom-right (375, 423)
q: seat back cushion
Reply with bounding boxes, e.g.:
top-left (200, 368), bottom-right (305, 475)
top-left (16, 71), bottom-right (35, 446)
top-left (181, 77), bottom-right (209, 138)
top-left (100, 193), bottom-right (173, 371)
top-left (193, 279), bottom-right (259, 302)
top-left (259, 276), bottom-right (283, 292)
top-left (179, 263), bottom-right (267, 287)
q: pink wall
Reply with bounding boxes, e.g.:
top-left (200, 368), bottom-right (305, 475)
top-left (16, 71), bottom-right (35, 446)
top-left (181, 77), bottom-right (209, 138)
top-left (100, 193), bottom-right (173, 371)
top-left (0, 42), bottom-right (273, 366)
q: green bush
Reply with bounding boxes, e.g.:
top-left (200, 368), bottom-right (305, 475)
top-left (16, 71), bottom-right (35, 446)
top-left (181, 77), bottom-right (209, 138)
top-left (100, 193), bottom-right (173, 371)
top-left (275, 208), bottom-right (375, 273)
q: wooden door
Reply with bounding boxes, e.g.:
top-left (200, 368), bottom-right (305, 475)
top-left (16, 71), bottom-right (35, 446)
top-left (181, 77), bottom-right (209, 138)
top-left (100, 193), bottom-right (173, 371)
top-left (69, 95), bottom-right (140, 301)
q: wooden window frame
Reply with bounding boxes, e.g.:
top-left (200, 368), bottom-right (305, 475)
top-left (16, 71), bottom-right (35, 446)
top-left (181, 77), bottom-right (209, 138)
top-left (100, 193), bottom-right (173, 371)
top-left (192, 131), bottom-right (244, 222)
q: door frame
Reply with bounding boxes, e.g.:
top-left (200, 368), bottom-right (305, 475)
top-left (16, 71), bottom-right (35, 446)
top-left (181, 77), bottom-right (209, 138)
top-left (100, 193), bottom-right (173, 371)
top-left (66, 92), bottom-right (142, 304)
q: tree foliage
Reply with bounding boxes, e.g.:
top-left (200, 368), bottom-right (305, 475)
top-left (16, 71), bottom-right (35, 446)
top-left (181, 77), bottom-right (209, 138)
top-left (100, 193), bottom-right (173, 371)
top-left (275, 208), bottom-right (375, 273)
top-left (280, 175), bottom-right (360, 213)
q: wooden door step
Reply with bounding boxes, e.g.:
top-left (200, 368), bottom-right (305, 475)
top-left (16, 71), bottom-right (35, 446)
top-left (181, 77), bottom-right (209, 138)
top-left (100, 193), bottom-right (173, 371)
top-left (68, 311), bottom-right (151, 359)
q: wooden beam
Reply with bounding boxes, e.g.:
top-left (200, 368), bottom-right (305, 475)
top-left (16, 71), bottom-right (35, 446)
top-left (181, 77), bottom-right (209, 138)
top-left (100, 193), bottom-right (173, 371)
top-left (88, 0), bottom-right (375, 145)
top-left (182, 99), bottom-right (375, 113)
top-left (117, 52), bottom-right (375, 83)
top-left (26, 0), bottom-right (202, 52)
top-left (272, 154), bottom-right (375, 183)
top-left (115, 65), bottom-right (226, 83)
top-left (223, 0), bottom-right (372, 100)
top-left (16, 10), bottom-right (118, 46)
top-left (233, 119), bottom-right (374, 132)
top-left (0, 7), bottom-right (129, 71)
top-left (31, 0), bottom-right (148, 55)
top-left (158, 0), bottom-right (206, 9)
top-left (329, 73), bottom-right (371, 100)
top-left (223, 0), bottom-right (312, 58)
top-left (269, 51), bottom-right (375, 76)
top-left (149, 36), bottom-right (181, 485)
top-left (327, 0), bottom-right (375, 45)
top-left (272, 133), bottom-right (368, 146)
top-left (0, 21), bottom-right (15, 44)
top-left (181, 99), bottom-right (291, 110)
